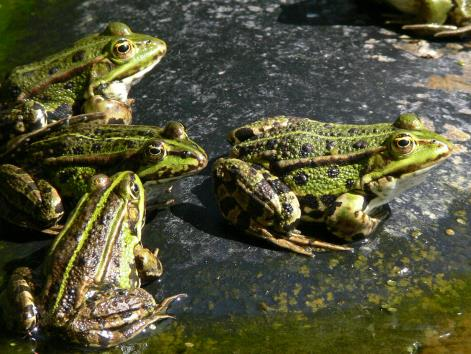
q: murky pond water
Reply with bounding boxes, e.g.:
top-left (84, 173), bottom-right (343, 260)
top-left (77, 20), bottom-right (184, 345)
top-left (1, 0), bottom-right (470, 352)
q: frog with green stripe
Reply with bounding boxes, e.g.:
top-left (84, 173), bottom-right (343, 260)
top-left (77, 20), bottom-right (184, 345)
top-left (3, 171), bottom-right (183, 347)
top-left (0, 113), bottom-right (208, 231)
top-left (213, 113), bottom-right (453, 256)
top-left (0, 22), bottom-right (167, 142)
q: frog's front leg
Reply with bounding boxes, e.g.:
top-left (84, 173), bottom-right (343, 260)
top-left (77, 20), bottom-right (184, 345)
top-left (325, 191), bottom-right (388, 239)
top-left (3, 267), bottom-right (39, 335)
top-left (66, 288), bottom-right (182, 348)
top-left (134, 244), bottom-right (163, 283)
top-left (0, 164), bottom-right (64, 230)
top-left (82, 95), bottom-right (132, 125)
top-left (213, 158), bottom-right (350, 256)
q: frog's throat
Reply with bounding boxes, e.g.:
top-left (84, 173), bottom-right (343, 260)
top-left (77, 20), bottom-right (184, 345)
top-left (104, 59), bottom-right (162, 102)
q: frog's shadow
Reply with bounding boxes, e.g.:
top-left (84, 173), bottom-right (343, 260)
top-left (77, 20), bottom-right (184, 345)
top-left (169, 163), bottom-right (372, 253)
top-left (169, 175), bottom-right (281, 251)
top-left (277, 0), bottom-right (384, 27)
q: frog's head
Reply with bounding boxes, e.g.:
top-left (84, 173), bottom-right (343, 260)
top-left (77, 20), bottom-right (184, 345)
top-left (134, 122), bottom-right (208, 183)
top-left (90, 22), bottom-right (167, 101)
top-left (363, 113), bottom-right (453, 195)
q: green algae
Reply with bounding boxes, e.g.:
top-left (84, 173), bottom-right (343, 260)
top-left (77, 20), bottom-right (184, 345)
top-left (136, 272), bottom-right (471, 354)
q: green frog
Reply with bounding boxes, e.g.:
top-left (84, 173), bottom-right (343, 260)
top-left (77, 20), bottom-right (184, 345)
top-left (0, 22), bottom-right (167, 142)
top-left (213, 114), bottom-right (453, 256)
top-left (370, 0), bottom-right (471, 37)
top-left (3, 171), bottom-right (183, 347)
top-left (0, 113), bottom-right (208, 231)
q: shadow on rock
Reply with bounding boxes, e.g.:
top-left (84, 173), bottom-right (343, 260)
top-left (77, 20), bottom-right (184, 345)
top-left (277, 0), bottom-right (382, 27)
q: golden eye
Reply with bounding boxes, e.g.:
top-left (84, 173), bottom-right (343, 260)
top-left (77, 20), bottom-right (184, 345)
top-left (113, 39), bottom-right (134, 59)
top-left (128, 181), bottom-right (140, 199)
top-left (147, 141), bottom-right (166, 160)
top-left (90, 174), bottom-right (110, 191)
top-left (392, 134), bottom-right (415, 154)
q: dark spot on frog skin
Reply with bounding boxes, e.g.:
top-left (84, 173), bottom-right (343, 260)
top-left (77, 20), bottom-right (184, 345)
top-left (91, 143), bottom-right (102, 153)
top-left (49, 103), bottom-right (73, 120)
top-left (300, 143), bottom-right (313, 157)
top-left (107, 117), bottom-right (127, 124)
top-left (32, 102), bottom-right (44, 111)
top-left (282, 202), bottom-right (294, 215)
top-left (235, 210), bottom-right (251, 231)
top-left (299, 195), bottom-right (319, 210)
top-left (352, 140), bottom-right (368, 149)
top-left (72, 50), bottom-right (86, 63)
top-left (345, 179), bottom-right (355, 189)
top-left (325, 201), bottom-right (342, 217)
top-left (327, 165), bottom-right (340, 178)
top-left (234, 128), bottom-right (255, 142)
top-left (64, 82), bottom-right (74, 90)
top-left (269, 178), bottom-right (292, 194)
top-left (55, 203), bottom-right (64, 214)
top-left (48, 67), bottom-right (59, 75)
top-left (8, 84), bottom-right (21, 98)
top-left (72, 146), bottom-right (84, 154)
top-left (320, 194), bottom-right (337, 207)
top-left (325, 140), bottom-right (335, 151)
top-left (266, 139), bottom-right (277, 150)
top-left (219, 197), bottom-right (238, 217)
top-left (324, 123), bottom-right (333, 129)
top-left (293, 172), bottom-right (308, 186)
top-left (248, 198), bottom-right (266, 217)
top-left (348, 128), bottom-right (358, 134)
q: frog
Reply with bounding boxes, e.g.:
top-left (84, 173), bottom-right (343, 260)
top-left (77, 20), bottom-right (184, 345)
top-left (0, 113), bottom-right (208, 231)
top-left (368, 0), bottom-right (471, 37)
top-left (0, 22), bottom-right (167, 143)
top-left (2, 171), bottom-right (184, 347)
top-left (213, 113), bottom-right (453, 256)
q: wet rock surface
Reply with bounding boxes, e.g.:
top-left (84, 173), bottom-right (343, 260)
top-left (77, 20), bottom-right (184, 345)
top-left (1, 0), bottom-right (470, 352)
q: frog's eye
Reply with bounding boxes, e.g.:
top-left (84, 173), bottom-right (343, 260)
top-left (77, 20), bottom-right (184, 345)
top-left (112, 39), bottom-right (134, 59)
top-left (128, 180), bottom-right (141, 200)
top-left (89, 174), bottom-right (110, 192)
top-left (392, 134), bottom-right (415, 155)
top-left (146, 141), bottom-right (167, 160)
top-left (162, 121), bottom-right (186, 140)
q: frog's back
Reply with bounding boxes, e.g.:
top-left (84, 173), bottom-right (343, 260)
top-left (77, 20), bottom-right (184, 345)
top-left (0, 34), bottom-right (109, 103)
top-left (230, 116), bottom-right (395, 160)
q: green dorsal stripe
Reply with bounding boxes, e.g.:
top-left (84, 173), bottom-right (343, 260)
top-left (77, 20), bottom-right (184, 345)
top-left (51, 172), bottom-right (128, 314)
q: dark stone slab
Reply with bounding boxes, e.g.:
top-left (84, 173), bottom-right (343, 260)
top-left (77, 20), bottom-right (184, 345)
top-left (1, 0), bottom-right (470, 352)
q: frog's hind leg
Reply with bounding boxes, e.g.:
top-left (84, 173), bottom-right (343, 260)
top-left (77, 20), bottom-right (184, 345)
top-left (67, 288), bottom-right (185, 348)
top-left (433, 24), bottom-right (471, 37)
top-left (2, 267), bottom-right (39, 335)
top-left (213, 158), bottom-right (351, 256)
top-left (0, 164), bottom-right (64, 230)
top-left (401, 23), bottom-right (460, 36)
top-left (248, 223), bottom-right (352, 256)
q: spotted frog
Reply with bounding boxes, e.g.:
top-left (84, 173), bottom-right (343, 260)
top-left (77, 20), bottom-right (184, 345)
top-left (213, 114), bottom-right (453, 256)
top-left (0, 22), bottom-right (167, 142)
top-left (0, 113), bottom-right (208, 231)
top-left (3, 171), bottom-right (183, 347)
